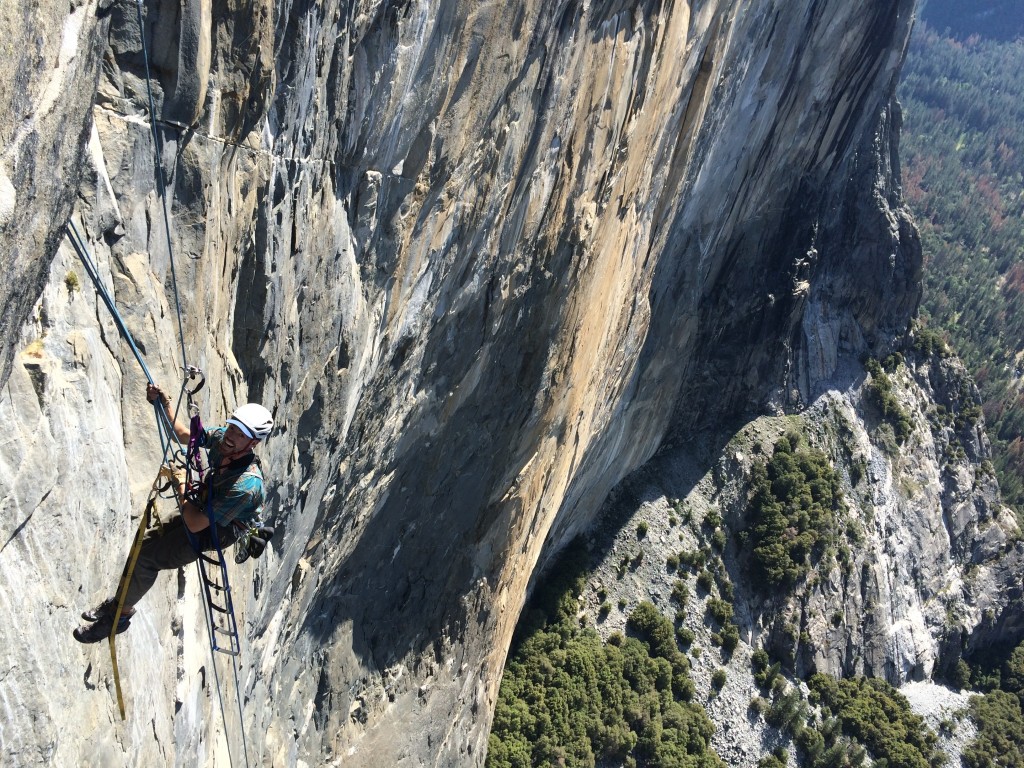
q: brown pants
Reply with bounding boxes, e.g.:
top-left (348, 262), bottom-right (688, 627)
top-left (118, 514), bottom-right (237, 608)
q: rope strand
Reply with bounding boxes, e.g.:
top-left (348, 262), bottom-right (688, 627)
top-left (130, 4), bottom-right (253, 762)
top-left (65, 221), bottom-right (181, 455)
top-left (134, 0), bottom-right (189, 374)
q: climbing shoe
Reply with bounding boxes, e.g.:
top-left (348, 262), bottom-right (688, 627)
top-left (73, 613), bottom-right (131, 644)
top-left (81, 597), bottom-right (117, 622)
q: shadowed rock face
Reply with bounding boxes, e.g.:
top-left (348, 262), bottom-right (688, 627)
top-left (0, 1), bottom-right (110, 388)
top-left (0, 0), bottom-right (953, 766)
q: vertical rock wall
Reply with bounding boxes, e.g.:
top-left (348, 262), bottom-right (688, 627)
top-left (0, 1), bottom-right (942, 766)
top-left (0, 1), bottom-right (109, 388)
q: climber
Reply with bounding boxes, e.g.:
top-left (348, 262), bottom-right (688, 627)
top-left (73, 383), bottom-right (274, 643)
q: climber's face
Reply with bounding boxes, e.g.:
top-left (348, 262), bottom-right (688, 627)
top-left (222, 424), bottom-right (256, 455)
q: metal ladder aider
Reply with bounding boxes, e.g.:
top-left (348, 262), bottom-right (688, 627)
top-left (195, 541), bottom-right (242, 656)
top-left (183, 412), bottom-right (243, 659)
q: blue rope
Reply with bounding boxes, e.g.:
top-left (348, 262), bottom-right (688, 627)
top-left (66, 221), bottom-right (154, 383)
top-left (68, 2), bottom-right (194, 457)
top-left (65, 221), bottom-right (182, 458)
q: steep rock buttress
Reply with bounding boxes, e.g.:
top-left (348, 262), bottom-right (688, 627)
top-left (8, 2), bottom-right (1014, 767)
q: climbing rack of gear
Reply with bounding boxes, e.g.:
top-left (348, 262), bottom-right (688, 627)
top-left (61, 2), bottom-right (255, 765)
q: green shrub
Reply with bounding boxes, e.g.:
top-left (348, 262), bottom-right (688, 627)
top-left (627, 603), bottom-right (679, 660)
top-left (881, 352), bottom-right (904, 373)
top-left (913, 327), bottom-right (950, 359)
top-left (717, 577), bottom-right (735, 602)
top-left (711, 668), bottom-right (727, 691)
top-left (696, 570), bottom-right (714, 592)
top-left (963, 690), bottom-right (1024, 768)
top-left (627, 602), bottom-right (699, 703)
top-left (681, 549), bottom-right (707, 570)
top-left (766, 689), bottom-right (805, 730)
top-left (745, 435), bottom-right (847, 591)
top-left (671, 580), bottom-right (689, 608)
top-left (1004, 640), bottom-right (1024, 694)
top-left (705, 598), bottom-right (733, 625)
top-left (850, 456), bottom-right (867, 486)
top-left (770, 673), bottom-right (787, 696)
top-left (796, 726), bottom-right (826, 762)
top-left (807, 674), bottom-right (943, 767)
top-left (757, 750), bottom-right (787, 768)
top-left (720, 624), bottom-right (740, 654)
top-left (752, 650), bottom-right (782, 692)
top-left (751, 680), bottom-right (870, 768)
top-left (711, 529), bottom-right (727, 551)
top-left (953, 659), bottom-right (972, 689)
top-left (957, 639), bottom-right (1024, 694)
top-left (637, 521), bottom-right (649, 539)
top-left (488, 548), bottom-right (725, 768)
top-left (864, 358), bottom-right (914, 443)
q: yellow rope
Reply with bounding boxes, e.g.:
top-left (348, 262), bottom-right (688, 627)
top-left (108, 473), bottom-right (174, 719)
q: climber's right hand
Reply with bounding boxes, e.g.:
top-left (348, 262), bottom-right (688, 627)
top-left (147, 383), bottom-right (170, 407)
top-left (158, 463), bottom-right (187, 489)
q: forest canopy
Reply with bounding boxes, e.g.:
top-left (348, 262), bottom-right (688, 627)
top-left (898, 23), bottom-right (1024, 519)
top-left (920, 0), bottom-right (1024, 43)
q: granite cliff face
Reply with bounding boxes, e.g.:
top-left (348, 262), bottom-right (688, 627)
top-left (1, 0), bottom-right (1020, 766)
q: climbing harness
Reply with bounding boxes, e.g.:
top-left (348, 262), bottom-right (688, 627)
top-left (60, 3), bottom-right (257, 764)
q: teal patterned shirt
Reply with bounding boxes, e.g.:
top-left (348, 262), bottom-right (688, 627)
top-left (203, 427), bottom-right (265, 527)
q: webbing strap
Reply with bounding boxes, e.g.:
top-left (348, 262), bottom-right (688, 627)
top-left (108, 488), bottom-right (159, 718)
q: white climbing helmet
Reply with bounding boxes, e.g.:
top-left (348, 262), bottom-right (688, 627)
top-left (227, 403), bottom-right (274, 440)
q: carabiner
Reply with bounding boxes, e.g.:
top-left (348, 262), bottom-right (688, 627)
top-left (183, 365), bottom-right (206, 396)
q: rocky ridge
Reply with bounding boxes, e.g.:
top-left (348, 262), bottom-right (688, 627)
top-left (576, 348), bottom-right (1020, 765)
top-left (1, 0), bottom-right (1020, 766)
